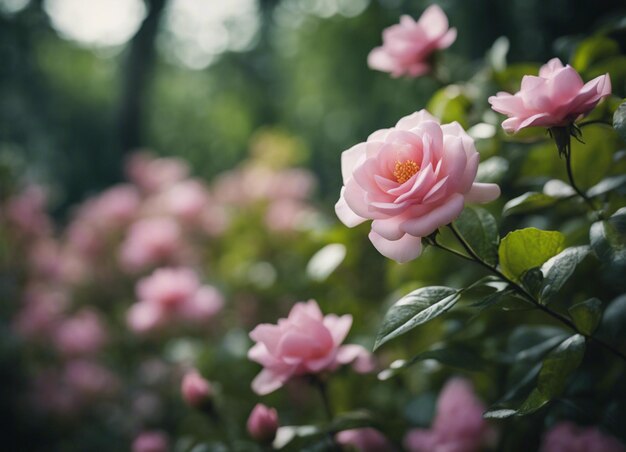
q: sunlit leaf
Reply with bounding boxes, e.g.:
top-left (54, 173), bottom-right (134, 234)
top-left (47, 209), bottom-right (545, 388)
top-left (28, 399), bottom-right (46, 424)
top-left (568, 298), bottom-right (602, 335)
top-left (498, 228), bottom-right (565, 281)
top-left (540, 246), bottom-right (590, 303)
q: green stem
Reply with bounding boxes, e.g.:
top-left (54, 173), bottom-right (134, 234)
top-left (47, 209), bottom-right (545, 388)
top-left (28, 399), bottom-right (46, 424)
top-left (577, 119), bottom-right (612, 128)
top-left (444, 224), bottom-right (626, 363)
top-left (563, 138), bottom-right (601, 215)
top-left (312, 376), bottom-right (334, 422)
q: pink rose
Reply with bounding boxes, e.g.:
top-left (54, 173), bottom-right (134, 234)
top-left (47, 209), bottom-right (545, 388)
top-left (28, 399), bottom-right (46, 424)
top-left (127, 267), bottom-right (223, 334)
top-left (335, 110), bottom-right (499, 263)
top-left (404, 378), bottom-right (496, 452)
top-left (540, 421), bottom-right (624, 452)
top-left (368, 5), bottom-right (457, 78)
top-left (488, 58), bottom-right (611, 133)
top-left (248, 300), bottom-right (374, 395)
top-left (132, 431), bottom-right (170, 452)
top-left (336, 428), bottom-right (394, 452)
top-left (4, 185), bottom-right (51, 237)
top-left (181, 369), bottom-right (213, 408)
top-left (247, 403), bottom-right (279, 444)
top-left (126, 152), bottom-right (189, 193)
top-left (119, 218), bottom-right (185, 272)
top-left (53, 308), bottom-right (108, 356)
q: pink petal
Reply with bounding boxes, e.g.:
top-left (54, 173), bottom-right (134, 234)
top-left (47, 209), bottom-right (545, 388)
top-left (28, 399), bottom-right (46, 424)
top-left (417, 4), bottom-right (449, 40)
top-left (335, 194), bottom-right (366, 228)
top-left (323, 314), bottom-right (353, 345)
top-left (401, 193), bottom-right (464, 237)
top-left (251, 369), bottom-right (286, 396)
top-left (368, 231), bottom-right (423, 263)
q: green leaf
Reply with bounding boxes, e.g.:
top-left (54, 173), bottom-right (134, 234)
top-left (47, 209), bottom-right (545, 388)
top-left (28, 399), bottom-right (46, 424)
top-left (374, 287), bottom-right (460, 350)
top-left (521, 268), bottom-right (544, 298)
top-left (498, 228), bottom-right (565, 282)
top-left (613, 100), bottom-right (626, 142)
top-left (570, 127), bottom-right (618, 189)
top-left (572, 36), bottom-right (620, 72)
top-left (590, 207), bottom-right (626, 268)
top-left (379, 344), bottom-right (486, 379)
top-left (503, 192), bottom-right (558, 216)
top-left (540, 246), bottom-right (590, 303)
top-left (426, 86), bottom-right (471, 128)
top-left (499, 334), bottom-right (586, 417)
top-left (568, 298), bottom-right (602, 335)
top-left (587, 174), bottom-right (626, 198)
top-left (454, 207), bottom-right (499, 266)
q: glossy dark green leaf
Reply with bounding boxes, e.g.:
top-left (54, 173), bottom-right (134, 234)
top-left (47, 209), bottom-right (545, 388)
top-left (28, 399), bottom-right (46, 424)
top-left (539, 246), bottom-right (590, 303)
top-left (568, 298), bottom-right (602, 335)
top-left (535, 334), bottom-right (586, 398)
top-left (587, 174), bottom-right (626, 198)
top-left (503, 192), bottom-right (558, 216)
top-left (454, 207), bottom-right (499, 266)
top-left (374, 287), bottom-right (461, 350)
top-left (521, 268), bottom-right (544, 298)
top-left (380, 345), bottom-right (486, 378)
top-left (590, 208), bottom-right (626, 268)
top-left (498, 228), bottom-right (565, 281)
top-left (614, 100), bottom-right (626, 142)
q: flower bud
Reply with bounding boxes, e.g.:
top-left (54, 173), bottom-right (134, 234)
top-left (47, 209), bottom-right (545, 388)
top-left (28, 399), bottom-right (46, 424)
top-left (181, 370), bottom-right (213, 409)
top-left (246, 403), bottom-right (279, 444)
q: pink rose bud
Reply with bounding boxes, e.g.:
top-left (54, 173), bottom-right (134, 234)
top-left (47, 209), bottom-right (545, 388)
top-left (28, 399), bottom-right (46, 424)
top-left (540, 421), bottom-right (625, 452)
top-left (247, 403), bottom-right (279, 444)
top-left (489, 58), bottom-right (611, 133)
top-left (181, 370), bottom-right (213, 408)
top-left (368, 5), bottom-right (457, 78)
top-left (248, 300), bottom-right (373, 395)
top-left (132, 431), bottom-right (170, 452)
top-left (335, 109), bottom-right (500, 263)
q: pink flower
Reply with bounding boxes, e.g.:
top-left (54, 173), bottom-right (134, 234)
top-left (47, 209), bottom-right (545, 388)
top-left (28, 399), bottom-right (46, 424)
top-left (336, 428), bottom-right (394, 452)
top-left (335, 110), bottom-right (499, 263)
top-left (488, 58), bottom-right (611, 133)
top-left (127, 267), bottom-right (223, 334)
top-left (132, 431), bottom-right (170, 452)
top-left (63, 360), bottom-right (119, 398)
top-left (181, 369), bottom-right (213, 408)
top-left (540, 422), bottom-right (624, 452)
top-left (247, 403), bottom-right (279, 444)
top-left (368, 5), bottom-right (457, 78)
top-left (143, 180), bottom-right (211, 225)
top-left (4, 185), bottom-right (51, 237)
top-left (248, 300), bottom-right (374, 395)
top-left (13, 286), bottom-right (68, 341)
top-left (404, 378), bottom-right (496, 452)
top-left (126, 152), bottom-right (189, 193)
top-left (53, 309), bottom-right (108, 356)
top-left (119, 218), bottom-right (185, 272)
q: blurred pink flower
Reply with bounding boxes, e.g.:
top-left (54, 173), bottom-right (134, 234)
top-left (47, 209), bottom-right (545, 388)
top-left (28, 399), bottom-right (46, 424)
top-left (404, 378), bottom-right (496, 452)
top-left (28, 239), bottom-right (63, 280)
top-left (63, 360), bottom-right (119, 398)
top-left (336, 428), bottom-right (394, 452)
top-left (132, 431), bottom-right (170, 452)
top-left (143, 179), bottom-right (211, 225)
top-left (247, 403), bottom-right (279, 444)
top-left (181, 369), bottom-right (213, 408)
top-left (335, 110), bottom-right (499, 263)
top-left (540, 421), bottom-right (624, 452)
top-left (13, 286), bottom-right (68, 341)
top-left (488, 58), bottom-right (611, 133)
top-left (128, 267), bottom-right (223, 334)
top-left (248, 300), bottom-right (374, 395)
top-left (53, 309), bottom-right (108, 356)
top-left (265, 199), bottom-right (313, 232)
top-left (368, 5), bottom-right (457, 78)
top-left (126, 152), bottom-right (189, 193)
top-left (119, 218), bottom-right (185, 272)
top-left (4, 185), bottom-right (51, 237)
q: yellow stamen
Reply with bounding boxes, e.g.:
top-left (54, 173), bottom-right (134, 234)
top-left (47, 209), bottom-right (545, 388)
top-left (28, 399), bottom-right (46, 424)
top-left (393, 160), bottom-right (420, 184)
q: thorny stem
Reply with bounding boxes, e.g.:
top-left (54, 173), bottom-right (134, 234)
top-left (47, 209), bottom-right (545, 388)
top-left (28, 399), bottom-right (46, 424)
top-left (437, 223), bottom-right (626, 364)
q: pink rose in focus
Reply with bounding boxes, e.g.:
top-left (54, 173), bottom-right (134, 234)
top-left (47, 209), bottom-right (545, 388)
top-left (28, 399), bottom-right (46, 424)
top-left (336, 428), bottom-right (394, 452)
top-left (127, 267), bottom-right (223, 334)
top-left (335, 109), bottom-right (500, 263)
top-left (488, 58), bottom-right (611, 133)
top-left (540, 421), bottom-right (624, 452)
top-left (247, 403), bottom-right (279, 444)
top-left (404, 378), bottom-right (496, 452)
top-left (119, 218), bottom-right (185, 272)
top-left (368, 5), bottom-right (457, 78)
top-left (53, 309), bottom-right (108, 356)
top-left (248, 300), bottom-right (374, 395)
top-left (181, 369), bottom-right (213, 408)
top-left (132, 431), bottom-right (170, 452)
